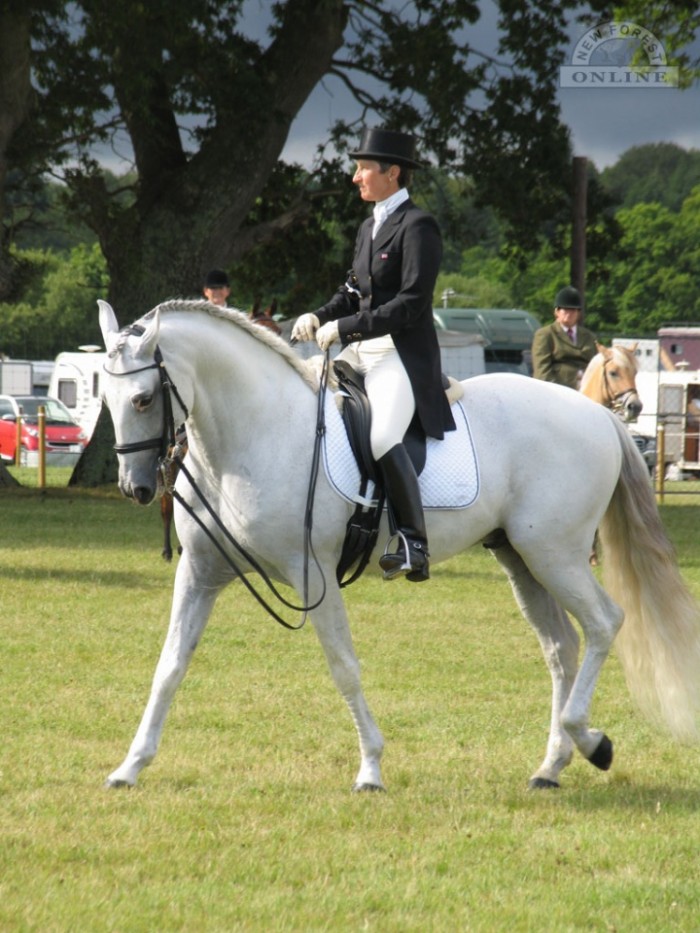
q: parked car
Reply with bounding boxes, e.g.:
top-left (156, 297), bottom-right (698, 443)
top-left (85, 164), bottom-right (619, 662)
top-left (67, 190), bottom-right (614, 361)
top-left (0, 395), bottom-right (88, 466)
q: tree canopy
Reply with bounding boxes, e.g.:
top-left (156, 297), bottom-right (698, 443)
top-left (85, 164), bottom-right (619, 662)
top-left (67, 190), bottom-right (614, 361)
top-left (1, 0), bottom-right (617, 318)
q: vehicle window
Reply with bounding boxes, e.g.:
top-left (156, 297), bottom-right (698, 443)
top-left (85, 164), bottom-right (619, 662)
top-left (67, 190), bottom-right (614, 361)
top-left (10, 397), bottom-right (77, 425)
top-left (57, 379), bottom-right (78, 408)
top-left (43, 399), bottom-right (77, 424)
top-left (0, 399), bottom-right (14, 418)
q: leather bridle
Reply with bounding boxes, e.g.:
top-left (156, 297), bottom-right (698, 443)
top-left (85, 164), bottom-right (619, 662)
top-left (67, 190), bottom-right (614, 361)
top-left (601, 356), bottom-right (639, 418)
top-left (105, 325), bottom-right (188, 459)
top-left (104, 327), bottom-right (329, 629)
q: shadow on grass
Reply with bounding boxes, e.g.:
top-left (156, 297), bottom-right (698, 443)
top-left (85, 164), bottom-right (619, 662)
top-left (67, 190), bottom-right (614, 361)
top-left (0, 563), bottom-right (165, 588)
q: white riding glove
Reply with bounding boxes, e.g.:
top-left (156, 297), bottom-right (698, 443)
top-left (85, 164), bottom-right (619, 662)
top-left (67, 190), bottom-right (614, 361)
top-left (291, 312), bottom-right (319, 343)
top-left (316, 321), bottom-right (340, 352)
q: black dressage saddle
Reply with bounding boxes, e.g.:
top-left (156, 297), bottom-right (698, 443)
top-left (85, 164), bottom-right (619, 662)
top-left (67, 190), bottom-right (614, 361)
top-left (333, 360), bottom-right (431, 586)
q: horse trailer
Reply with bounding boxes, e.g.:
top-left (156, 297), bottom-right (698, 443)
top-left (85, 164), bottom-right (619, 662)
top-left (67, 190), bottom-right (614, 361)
top-left (48, 349), bottom-right (107, 440)
top-left (615, 334), bottom-right (700, 474)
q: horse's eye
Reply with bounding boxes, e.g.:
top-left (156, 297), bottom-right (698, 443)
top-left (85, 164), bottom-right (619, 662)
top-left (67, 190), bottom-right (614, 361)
top-left (132, 394), bottom-right (153, 412)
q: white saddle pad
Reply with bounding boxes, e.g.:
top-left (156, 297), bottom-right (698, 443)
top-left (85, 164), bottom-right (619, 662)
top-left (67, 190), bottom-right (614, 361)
top-left (322, 391), bottom-right (479, 510)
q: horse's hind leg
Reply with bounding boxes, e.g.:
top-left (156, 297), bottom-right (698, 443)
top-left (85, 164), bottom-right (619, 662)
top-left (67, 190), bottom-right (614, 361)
top-left (106, 557), bottom-right (222, 788)
top-left (311, 587), bottom-right (385, 792)
top-left (522, 545), bottom-right (624, 773)
top-left (488, 541), bottom-right (580, 788)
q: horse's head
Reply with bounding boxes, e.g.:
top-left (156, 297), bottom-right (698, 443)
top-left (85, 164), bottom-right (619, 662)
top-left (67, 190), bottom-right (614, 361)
top-left (99, 300), bottom-right (173, 504)
top-left (581, 342), bottom-right (643, 422)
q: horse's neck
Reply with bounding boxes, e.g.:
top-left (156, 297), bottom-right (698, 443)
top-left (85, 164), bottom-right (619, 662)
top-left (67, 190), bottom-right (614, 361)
top-left (160, 312), bottom-right (315, 457)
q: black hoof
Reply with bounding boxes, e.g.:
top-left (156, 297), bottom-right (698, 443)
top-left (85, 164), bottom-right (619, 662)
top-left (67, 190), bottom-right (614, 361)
top-left (587, 734), bottom-right (614, 771)
top-left (528, 776), bottom-right (560, 790)
top-left (352, 782), bottom-right (385, 793)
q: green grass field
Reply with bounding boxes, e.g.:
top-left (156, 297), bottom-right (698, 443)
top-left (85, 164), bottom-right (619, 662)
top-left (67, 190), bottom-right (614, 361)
top-left (1, 483), bottom-right (700, 932)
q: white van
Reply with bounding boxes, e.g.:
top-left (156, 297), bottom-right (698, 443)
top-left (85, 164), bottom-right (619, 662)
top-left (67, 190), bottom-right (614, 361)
top-left (49, 348), bottom-right (107, 439)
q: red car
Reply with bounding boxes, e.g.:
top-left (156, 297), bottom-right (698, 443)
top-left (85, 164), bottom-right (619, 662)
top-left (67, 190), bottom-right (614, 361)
top-left (0, 395), bottom-right (88, 466)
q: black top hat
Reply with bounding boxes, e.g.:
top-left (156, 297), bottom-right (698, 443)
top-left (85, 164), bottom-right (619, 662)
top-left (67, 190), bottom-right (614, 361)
top-left (204, 269), bottom-right (230, 288)
top-left (349, 127), bottom-right (423, 169)
top-left (555, 286), bottom-right (582, 309)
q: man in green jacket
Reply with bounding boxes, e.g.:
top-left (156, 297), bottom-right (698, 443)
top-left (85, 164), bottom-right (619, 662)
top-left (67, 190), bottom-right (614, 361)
top-left (531, 286), bottom-right (597, 389)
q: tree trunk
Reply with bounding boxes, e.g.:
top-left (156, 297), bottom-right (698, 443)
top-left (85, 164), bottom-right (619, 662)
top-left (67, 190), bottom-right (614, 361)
top-left (0, 461), bottom-right (20, 487)
top-left (0, 9), bottom-right (33, 301)
top-left (69, 405), bottom-right (118, 488)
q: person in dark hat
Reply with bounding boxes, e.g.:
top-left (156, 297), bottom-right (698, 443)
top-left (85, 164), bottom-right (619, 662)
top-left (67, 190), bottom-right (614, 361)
top-left (291, 127), bottom-right (455, 583)
top-left (531, 285), bottom-right (597, 389)
top-left (203, 269), bottom-right (231, 308)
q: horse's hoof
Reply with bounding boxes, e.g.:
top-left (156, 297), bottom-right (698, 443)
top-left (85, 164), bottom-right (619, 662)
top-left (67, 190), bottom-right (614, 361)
top-left (352, 782), bottom-right (385, 793)
top-left (528, 776), bottom-right (560, 790)
top-left (587, 734), bottom-right (614, 771)
top-left (104, 776), bottom-right (134, 789)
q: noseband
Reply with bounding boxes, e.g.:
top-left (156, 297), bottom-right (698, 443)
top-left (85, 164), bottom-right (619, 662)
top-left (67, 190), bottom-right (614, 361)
top-left (104, 324), bottom-right (189, 458)
top-left (601, 357), bottom-right (638, 416)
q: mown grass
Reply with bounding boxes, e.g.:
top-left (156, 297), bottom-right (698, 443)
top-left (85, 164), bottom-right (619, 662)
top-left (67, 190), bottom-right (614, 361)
top-left (1, 485), bottom-right (700, 931)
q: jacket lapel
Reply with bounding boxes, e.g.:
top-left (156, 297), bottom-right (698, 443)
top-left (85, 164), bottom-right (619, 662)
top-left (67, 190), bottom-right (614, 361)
top-left (371, 200), bottom-right (410, 255)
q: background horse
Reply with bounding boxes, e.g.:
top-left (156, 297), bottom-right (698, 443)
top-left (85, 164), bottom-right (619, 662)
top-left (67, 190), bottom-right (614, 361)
top-left (580, 342), bottom-right (642, 421)
top-left (98, 299), bottom-right (700, 792)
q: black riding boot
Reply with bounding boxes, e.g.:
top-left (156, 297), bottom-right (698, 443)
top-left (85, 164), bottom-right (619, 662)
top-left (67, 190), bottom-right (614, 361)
top-left (378, 444), bottom-right (430, 583)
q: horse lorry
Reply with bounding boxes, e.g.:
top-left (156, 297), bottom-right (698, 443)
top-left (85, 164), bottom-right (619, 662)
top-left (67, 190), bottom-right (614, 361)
top-left (48, 348), bottom-right (107, 440)
top-left (615, 328), bottom-right (700, 475)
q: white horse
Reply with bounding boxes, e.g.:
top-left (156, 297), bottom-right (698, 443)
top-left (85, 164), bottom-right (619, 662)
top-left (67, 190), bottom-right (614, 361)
top-left (98, 299), bottom-right (700, 791)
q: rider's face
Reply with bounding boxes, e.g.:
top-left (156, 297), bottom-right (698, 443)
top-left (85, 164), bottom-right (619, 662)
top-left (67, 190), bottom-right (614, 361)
top-left (352, 160), bottom-right (400, 203)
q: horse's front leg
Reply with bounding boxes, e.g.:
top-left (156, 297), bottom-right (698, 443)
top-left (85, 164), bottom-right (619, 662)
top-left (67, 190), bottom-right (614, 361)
top-left (311, 586), bottom-right (385, 792)
top-left (106, 556), bottom-right (223, 788)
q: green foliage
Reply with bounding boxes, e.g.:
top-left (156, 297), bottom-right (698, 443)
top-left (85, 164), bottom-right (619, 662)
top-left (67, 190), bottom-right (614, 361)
top-left (0, 243), bottom-right (109, 358)
top-left (600, 142), bottom-right (700, 212)
top-left (434, 271), bottom-right (514, 310)
top-left (587, 186), bottom-right (700, 332)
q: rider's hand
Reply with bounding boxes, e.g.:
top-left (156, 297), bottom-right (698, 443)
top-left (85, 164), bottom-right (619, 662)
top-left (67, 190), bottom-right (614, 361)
top-left (291, 313), bottom-right (319, 343)
top-left (316, 321), bottom-right (340, 352)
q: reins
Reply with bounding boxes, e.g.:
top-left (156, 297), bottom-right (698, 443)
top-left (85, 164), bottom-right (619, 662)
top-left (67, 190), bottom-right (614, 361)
top-left (108, 329), bottom-right (330, 630)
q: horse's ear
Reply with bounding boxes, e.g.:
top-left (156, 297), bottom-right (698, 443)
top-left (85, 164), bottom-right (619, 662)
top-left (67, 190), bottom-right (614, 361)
top-left (595, 341), bottom-right (607, 354)
top-left (134, 309), bottom-right (161, 360)
top-left (98, 299), bottom-right (120, 352)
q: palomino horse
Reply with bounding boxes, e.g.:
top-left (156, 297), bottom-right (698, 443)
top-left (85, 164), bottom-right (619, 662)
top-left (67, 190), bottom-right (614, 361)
top-left (98, 299), bottom-right (700, 791)
top-left (580, 342), bottom-right (642, 421)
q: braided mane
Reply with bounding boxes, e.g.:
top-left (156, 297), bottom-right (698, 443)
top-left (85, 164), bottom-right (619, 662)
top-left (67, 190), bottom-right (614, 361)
top-left (137, 299), bottom-right (320, 392)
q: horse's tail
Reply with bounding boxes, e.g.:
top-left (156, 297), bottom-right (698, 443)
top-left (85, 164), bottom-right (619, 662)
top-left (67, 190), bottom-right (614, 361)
top-left (598, 416), bottom-right (700, 741)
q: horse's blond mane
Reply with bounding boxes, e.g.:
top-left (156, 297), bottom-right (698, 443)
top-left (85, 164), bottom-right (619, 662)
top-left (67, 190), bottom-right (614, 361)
top-left (139, 299), bottom-right (320, 392)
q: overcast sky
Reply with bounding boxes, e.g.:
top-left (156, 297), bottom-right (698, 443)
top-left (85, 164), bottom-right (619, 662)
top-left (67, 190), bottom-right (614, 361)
top-left (93, 1), bottom-right (699, 174)
top-left (273, 2), bottom-right (700, 172)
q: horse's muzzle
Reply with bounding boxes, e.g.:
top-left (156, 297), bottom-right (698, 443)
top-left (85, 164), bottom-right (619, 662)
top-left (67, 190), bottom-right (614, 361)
top-left (120, 480), bottom-right (156, 505)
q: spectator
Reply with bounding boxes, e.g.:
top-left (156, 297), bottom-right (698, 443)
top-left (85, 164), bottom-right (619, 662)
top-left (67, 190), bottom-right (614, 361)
top-left (202, 269), bottom-right (231, 308)
top-left (531, 286), bottom-right (597, 389)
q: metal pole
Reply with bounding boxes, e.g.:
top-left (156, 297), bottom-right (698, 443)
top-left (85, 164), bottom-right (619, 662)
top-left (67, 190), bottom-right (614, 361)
top-left (656, 424), bottom-right (665, 502)
top-left (14, 408), bottom-right (22, 467)
top-left (38, 405), bottom-right (46, 489)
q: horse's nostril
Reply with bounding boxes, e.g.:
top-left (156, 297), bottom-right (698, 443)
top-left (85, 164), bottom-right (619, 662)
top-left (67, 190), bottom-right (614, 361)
top-left (133, 485), bottom-right (154, 505)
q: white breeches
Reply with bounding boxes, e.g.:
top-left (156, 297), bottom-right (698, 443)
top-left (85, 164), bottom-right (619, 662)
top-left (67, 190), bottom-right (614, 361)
top-left (336, 339), bottom-right (415, 460)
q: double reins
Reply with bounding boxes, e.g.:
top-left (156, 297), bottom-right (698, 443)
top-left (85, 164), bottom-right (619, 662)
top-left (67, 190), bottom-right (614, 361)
top-left (106, 329), bottom-right (329, 629)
